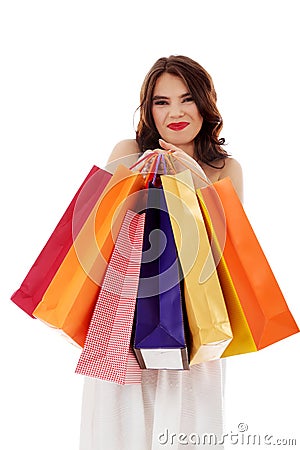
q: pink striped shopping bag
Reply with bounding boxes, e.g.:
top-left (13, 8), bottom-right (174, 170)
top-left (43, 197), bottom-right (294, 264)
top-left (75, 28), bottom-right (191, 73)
top-left (75, 210), bottom-right (145, 385)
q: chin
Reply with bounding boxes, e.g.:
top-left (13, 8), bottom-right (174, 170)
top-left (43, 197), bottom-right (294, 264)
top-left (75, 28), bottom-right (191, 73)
top-left (165, 137), bottom-right (194, 149)
top-left (161, 131), bottom-right (197, 146)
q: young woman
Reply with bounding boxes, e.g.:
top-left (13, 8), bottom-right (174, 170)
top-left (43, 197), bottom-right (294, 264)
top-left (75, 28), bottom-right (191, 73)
top-left (80, 55), bottom-right (243, 450)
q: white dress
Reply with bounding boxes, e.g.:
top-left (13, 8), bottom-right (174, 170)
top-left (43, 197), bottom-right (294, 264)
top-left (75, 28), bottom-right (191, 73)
top-left (79, 359), bottom-right (226, 450)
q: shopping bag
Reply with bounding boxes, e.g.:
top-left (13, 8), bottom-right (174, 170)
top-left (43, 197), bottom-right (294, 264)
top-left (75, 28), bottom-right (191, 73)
top-left (33, 165), bottom-right (145, 347)
top-left (198, 177), bottom-right (299, 355)
top-left (11, 166), bottom-right (111, 317)
top-left (11, 166), bottom-right (112, 317)
top-left (75, 210), bottom-right (145, 385)
top-left (197, 187), bottom-right (257, 357)
top-left (161, 170), bottom-right (233, 365)
top-left (133, 183), bottom-right (189, 370)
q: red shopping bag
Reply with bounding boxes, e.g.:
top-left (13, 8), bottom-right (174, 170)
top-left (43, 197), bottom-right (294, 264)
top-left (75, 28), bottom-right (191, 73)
top-left (75, 210), bottom-right (145, 385)
top-left (11, 166), bottom-right (112, 317)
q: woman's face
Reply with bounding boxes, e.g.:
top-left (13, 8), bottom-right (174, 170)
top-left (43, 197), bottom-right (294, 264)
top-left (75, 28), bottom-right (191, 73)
top-left (151, 72), bottom-right (203, 154)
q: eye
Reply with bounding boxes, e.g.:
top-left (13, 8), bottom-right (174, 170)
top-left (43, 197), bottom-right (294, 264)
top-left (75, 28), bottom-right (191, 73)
top-left (153, 100), bottom-right (169, 106)
top-left (182, 96), bottom-right (194, 103)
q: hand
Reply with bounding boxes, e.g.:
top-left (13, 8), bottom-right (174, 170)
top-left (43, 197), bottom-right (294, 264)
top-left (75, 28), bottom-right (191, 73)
top-left (158, 139), bottom-right (209, 187)
top-left (136, 149), bottom-right (166, 176)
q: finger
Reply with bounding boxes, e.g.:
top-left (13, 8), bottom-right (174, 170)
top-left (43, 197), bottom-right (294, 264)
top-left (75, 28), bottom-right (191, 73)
top-left (143, 149), bottom-right (156, 157)
top-left (159, 139), bottom-right (175, 150)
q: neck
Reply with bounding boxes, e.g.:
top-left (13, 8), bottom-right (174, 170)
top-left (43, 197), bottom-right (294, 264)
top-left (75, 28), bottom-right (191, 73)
top-left (178, 142), bottom-right (195, 158)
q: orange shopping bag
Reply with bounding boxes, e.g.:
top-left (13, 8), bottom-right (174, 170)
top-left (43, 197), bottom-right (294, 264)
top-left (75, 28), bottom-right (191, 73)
top-left (197, 177), bottom-right (299, 356)
top-left (33, 165), bottom-right (145, 347)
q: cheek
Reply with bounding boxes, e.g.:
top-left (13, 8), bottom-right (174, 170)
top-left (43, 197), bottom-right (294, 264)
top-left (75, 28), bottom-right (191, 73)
top-left (190, 105), bottom-right (203, 121)
top-left (193, 109), bottom-right (204, 131)
top-left (198, 115), bottom-right (204, 129)
top-left (152, 108), bottom-right (165, 130)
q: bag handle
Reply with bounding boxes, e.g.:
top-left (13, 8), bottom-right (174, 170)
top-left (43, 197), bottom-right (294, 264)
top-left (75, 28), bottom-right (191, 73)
top-left (129, 149), bottom-right (211, 187)
top-left (152, 154), bottom-right (162, 185)
top-left (163, 153), bottom-right (176, 174)
top-left (129, 149), bottom-right (174, 171)
top-left (130, 150), bottom-right (170, 185)
top-left (129, 152), bottom-right (154, 171)
top-left (144, 155), bottom-right (159, 185)
top-left (170, 153), bottom-right (211, 187)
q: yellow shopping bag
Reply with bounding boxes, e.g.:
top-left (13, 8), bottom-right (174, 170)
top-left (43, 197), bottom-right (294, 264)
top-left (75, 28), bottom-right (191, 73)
top-left (161, 170), bottom-right (232, 365)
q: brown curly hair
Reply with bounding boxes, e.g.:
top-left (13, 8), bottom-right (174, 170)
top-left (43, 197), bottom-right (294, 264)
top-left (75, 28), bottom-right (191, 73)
top-left (136, 55), bottom-right (229, 167)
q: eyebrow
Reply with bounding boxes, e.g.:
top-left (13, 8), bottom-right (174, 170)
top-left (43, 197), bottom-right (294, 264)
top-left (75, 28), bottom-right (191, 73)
top-left (152, 92), bottom-right (191, 101)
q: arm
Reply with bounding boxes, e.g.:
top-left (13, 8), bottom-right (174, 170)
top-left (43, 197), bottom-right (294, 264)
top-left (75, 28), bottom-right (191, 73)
top-left (219, 158), bottom-right (244, 203)
top-left (158, 139), bottom-right (244, 202)
top-left (105, 139), bottom-right (140, 172)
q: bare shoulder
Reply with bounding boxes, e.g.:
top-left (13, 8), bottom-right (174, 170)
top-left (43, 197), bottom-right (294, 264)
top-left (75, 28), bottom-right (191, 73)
top-left (106, 139), bottom-right (140, 164)
top-left (220, 157), bottom-right (243, 178)
top-left (220, 157), bottom-right (244, 202)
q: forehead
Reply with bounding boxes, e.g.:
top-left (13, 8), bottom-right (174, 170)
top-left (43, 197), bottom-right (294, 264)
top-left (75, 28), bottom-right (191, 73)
top-left (153, 73), bottom-right (189, 96)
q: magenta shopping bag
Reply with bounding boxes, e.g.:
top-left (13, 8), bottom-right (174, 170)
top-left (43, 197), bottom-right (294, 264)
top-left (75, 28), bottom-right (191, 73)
top-left (11, 166), bottom-right (112, 317)
top-left (75, 210), bottom-right (145, 385)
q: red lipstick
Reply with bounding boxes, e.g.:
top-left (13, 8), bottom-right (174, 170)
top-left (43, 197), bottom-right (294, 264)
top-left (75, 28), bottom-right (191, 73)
top-left (167, 122), bottom-right (189, 131)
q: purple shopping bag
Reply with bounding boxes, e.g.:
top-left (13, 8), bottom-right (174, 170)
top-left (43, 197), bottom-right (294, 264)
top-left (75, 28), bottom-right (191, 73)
top-left (133, 183), bottom-right (189, 370)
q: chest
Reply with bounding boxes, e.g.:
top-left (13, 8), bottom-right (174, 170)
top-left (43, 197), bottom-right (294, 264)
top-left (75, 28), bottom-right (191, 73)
top-left (200, 164), bottom-right (223, 183)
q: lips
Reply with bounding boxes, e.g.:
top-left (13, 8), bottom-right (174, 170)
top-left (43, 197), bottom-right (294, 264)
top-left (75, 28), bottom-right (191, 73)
top-left (167, 122), bottom-right (189, 131)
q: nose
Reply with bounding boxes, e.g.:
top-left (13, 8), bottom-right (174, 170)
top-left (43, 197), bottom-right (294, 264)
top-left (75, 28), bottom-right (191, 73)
top-left (169, 103), bottom-right (184, 118)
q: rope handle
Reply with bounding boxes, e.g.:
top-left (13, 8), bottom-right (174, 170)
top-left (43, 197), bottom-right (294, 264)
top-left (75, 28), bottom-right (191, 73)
top-left (163, 153), bottom-right (176, 174)
top-left (144, 154), bottom-right (159, 185)
top-left (129, 149), bottom-right (175, 170)
top-left (129, 152), bottom-right (155, 171)
top-left (170, 153), bottom-right (211, 186)
top-left (152, 154), bottom-right (162, 185)
top-left (129, 149), bottom-right (211, 187)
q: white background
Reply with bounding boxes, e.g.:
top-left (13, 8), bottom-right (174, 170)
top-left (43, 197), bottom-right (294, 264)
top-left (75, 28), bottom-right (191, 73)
top-left (1, 1), bottom-right (299, 449)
